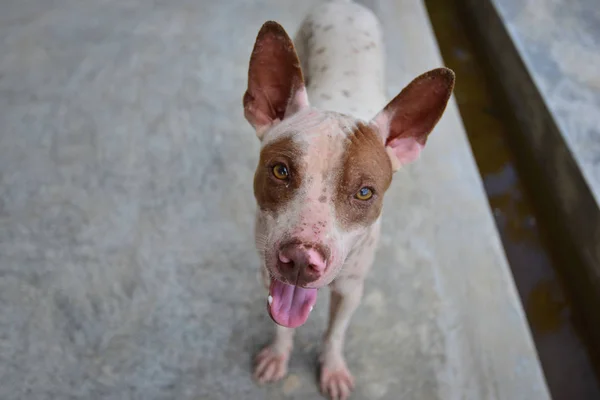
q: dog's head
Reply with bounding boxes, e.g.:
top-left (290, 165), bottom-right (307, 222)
top-left (244, 22), bottom-right (454, 328)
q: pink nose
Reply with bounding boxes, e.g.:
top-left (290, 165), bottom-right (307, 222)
top-left (277, 242), bottom-right (328, 283)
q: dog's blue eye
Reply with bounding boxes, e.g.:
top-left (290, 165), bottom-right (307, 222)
top-left (356, 187), bottom-right (373, 200)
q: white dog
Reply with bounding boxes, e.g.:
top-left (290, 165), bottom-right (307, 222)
top-left (243, 1), bottom-right (455, 398)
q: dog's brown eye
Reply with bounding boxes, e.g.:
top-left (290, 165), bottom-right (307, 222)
top-left (272, 163), bottom-right (289, 180)
top-left (355, 187), bottom-right (373, 201)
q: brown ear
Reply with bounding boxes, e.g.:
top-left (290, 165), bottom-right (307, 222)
top-left (243, 21), bottom-right (309, 138)
top-left (372, 68), bottom-right (455, 169)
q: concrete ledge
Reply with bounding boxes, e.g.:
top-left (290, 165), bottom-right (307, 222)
top-left (459, 0), bottom-right (600, 353)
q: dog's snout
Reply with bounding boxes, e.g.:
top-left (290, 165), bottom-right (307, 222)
top-left (279, 246), bottom-right (326, 272)
top-left (277, 241), bottom-right (329, 283)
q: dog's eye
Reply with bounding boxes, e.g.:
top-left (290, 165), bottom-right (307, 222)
top-left (272, 163), bottom-right (289, 180)
top-left (355, 187), bottom-right (373, 201)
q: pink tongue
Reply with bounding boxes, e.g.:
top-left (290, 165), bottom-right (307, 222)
top-left (268, 278), bottom-right (318, 328)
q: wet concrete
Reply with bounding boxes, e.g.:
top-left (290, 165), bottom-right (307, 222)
top-left (424, 0), bottom-right (600, 398)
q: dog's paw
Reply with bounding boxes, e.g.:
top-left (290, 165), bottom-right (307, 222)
top-left (253, 345), bottom-right (290, 384)
top-left (320, 358), bottom-right (355, 400)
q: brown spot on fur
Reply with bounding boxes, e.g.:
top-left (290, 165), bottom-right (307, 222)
top-left (319, 195), bottom-right (327, 203)
top-left (346, 274), bottom-right (361, 280)
top-left (333, 122), bottom-right (393, 230)
top-left (320, 93), bottom-right (332, 100)
top-left (323, 25), bottom-right (333, 31)
top-left (322, 166), bottom-right (329, 183)
top-left (253, 136), bottom-right (304, 213)
top-left (342, 90), bottom-right (351, 98)
top-left (320, 65), bottom-right (329, 73)
top-left (316, 47), bottom-right (326, 55)
top-left (344, 71), bottom-right (356, 76)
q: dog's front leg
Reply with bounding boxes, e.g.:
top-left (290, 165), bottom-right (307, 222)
top-left (253, 266), bottom-right (295, 384)
top-left (253, 324), bottom-right (295, 384)
top-left (320, 278), bottom-right (364, 400)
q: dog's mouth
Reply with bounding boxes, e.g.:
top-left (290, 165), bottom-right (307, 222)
top-left (267, 278), bottom-right (318, 328)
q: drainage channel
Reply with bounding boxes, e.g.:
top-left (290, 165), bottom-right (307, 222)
top-left (423, 0), bottom-right (600, 398)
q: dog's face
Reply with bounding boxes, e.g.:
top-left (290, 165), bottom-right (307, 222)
top-left (244, 22), bottom-right (454, 328)
top-left (254, 109), bottom-right (393, 286)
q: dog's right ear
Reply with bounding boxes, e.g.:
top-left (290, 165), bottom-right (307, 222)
top-left (243, 21), bottom-right (309, 139)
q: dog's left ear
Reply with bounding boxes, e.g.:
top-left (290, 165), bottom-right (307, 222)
top-left (244, 21), bottom-right (309, 139)
top-left (372, 68), bottom-right (455, 171)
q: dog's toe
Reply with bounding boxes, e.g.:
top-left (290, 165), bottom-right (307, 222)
top-left (253, 346), bottom-right (289, 384)
top-left (320, 363), bottom-right (354, 400)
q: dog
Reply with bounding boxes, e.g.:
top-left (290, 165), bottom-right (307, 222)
top-left (243, 1), bottom-right (455, 398)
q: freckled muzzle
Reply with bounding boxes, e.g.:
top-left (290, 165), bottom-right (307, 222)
top-left (277, 240), bottom-right (330, 285)
top-left (266, 239), bottom-right (331, 328)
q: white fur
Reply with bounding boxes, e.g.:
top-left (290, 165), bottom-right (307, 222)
top-left (250, 3), bottom-right (454, 396)
top-left (257, 109), bottom-right (367, 289)
top-left (295, 1), bottom-right (387, 120)
top-left (252, 2), bottom-right (388, 398)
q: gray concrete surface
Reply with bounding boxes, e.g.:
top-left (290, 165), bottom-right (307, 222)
top-left (493, 0), bottom-right (600, 204)
top-left (460, 0), bottom-right (600, 353)
top-left (0, 0), bottom-right (550, 399)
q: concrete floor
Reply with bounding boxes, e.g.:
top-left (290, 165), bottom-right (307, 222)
top-left (0, 1), bottom-right (550, 399)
